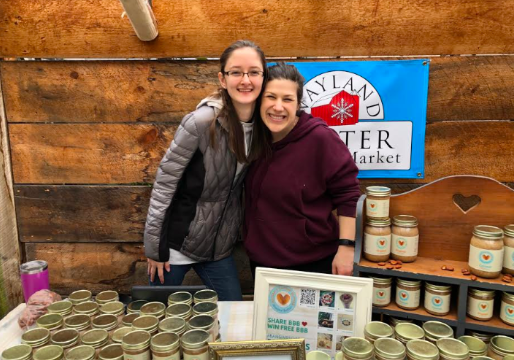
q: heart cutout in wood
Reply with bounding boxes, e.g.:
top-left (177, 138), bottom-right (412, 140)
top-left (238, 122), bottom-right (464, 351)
top-left (453, 193), bottom-right (481, 214)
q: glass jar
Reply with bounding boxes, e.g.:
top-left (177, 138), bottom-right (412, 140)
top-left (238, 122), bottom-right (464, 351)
top-left (111, 327), bottom-right (134, 344)
top-left (391, 215), bottom-right (419, 263)
top-left (121, 330), bottom-right (151, 360)
top-left (81, 329), bottom-right (109, 357)
top-left (68, 290), bottom-right (92, 306)
top-left (364, 321), bottom-right (393, 344)
top-left (47, 301), bottom-right (73, 318)
top-left (500, 291), bottom-right (514, 326)
top-left (436, 338), bottom-right (469, 360)
top-left (424, 283), bottom-right (452, 316)
top-left (469, 225), bottom-right (504, 278)
top-left (98, 344), bottom-right (124, 360)
top-left (396, 279), bottom-right (421, 310)
top-left (406, 340), bottom-right (439, 360)
top-left (374, 338), bottom-right (406, 360)
top-left (365, 186), bottom-right (391, 220)
top-left (50, 329), bottom-right (80, 350)
top-left (33, 345), bottom-right (64, 360)
top-left (140, 302), bottom-right (166, 320)
top-left (372, 277), bottom-right (392, 307)
top-left (1, 345), bottom-right (32, 360)
top-left (389, 317), bottom-right (413, 329)
top-left (193, 289), bottom-right (218, 304)
top-left (21, 328), bottom-right (50, 352)
top-left (73, 301), bottom-right (99, 318)
top-left (191, 302), bottom-right (218, 336)
top-left (132, 315), bottom-right (159, 335)
top-left (458, 336), bottom-right (487, 357)
top-left (127, 300), bottom-right (148, 314)
top-left (158, 316), bottom-right (186, 335)
top-left (394, 323), bottom-right (425, 344)
top-left (342, 337), bottom-right (374, 360)
top-left (95, 291), bottom-right (119, 305)
top-left (187, 315), bottom-right (216, 342)
top-left (99, 301), bottom-right (125, 324)
top-left (151, 332), bottom-right (180, 360)
top-left (167, 292), bottom-right (192, 306)
top-left (37, 314), bottom-right (64, 334)
top-left (503, 225), bottom-right (514, 275)
top-left (467, 289), bottom-right (495, 321)
top-left (487, 336), bottom-right (514, 360)
top-left (364, 218), bottom-right (391, 262)
top-left (64, 314), bottom-right (91, 335)
top-left (422, 321), bottom-right (453, 344)
top-left (91, 314), bottom-right (118, 337)
top-left (181, 329), bottom-right (210, 360)
top-left (65, 345), bottom-right (96, 360)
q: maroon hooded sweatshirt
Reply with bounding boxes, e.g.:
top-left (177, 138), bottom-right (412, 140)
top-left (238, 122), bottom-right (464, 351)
top-left (244, 111), bottom-right (361, 267)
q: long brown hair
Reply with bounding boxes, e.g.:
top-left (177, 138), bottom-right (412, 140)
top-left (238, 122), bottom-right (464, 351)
top-left (209, 40), bottom-right (269, 163)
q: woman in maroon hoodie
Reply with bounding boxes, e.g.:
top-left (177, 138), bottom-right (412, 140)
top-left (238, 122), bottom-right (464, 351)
top-left (244, 62), bottom-right (361, 277)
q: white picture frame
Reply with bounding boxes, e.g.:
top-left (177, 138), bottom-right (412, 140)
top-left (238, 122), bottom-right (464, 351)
top-left (252, 268), bottom-right (373, 356)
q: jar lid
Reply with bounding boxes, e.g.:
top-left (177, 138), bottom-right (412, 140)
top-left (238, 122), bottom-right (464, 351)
top-left (193, 289), bottom-right (218, 303)
top-left (192, 301), bottom-right (217, 314)
top-left (127, 300), bottom-right (148, 313)
top-left (394, 323), bottom-right (425, 340)
top-left (406, 340), bottom-right (439, 360)
top-left (472, 357), bottom-right (495, 360)
top-left (425, 283), bottom-right (451, 292)
top-left (50, 329), bottom-right (79, 346)
top-left (81, 329), bottom-right (109, 346)
top-left (20, 260), bottom-right (48, 274)
top-left (167, 303), bottom-right (192, 317)
top-left (189, 315), bottom-right (215, 329)
top-left (366, 218), bottom-right (392, 227)
top-left (389, 317), bottom-right (413, 327)
top-left (393, 215), bottom-right (418, 227)
top-left (111, 327), bottom-right (134, 344)
top-left (502, 291), bottom-right (514, 302)
top-left (468, 288), bottom-right (495, 298)
top-left (490, 336), bottom-right (514, 354)
top-left (436, 338), bottom-right (469, 359)
top-left (396, 278), bottom-right (421, 287)
top-left (73, 301), bottom-right (99, 314)
top-left (99, 301), bottom-right (124, 315)
top-left (366, 186), bottom-right (391, 197)
top-left (364, 321), bottom-right (393, 339)
top-left (122, 330), bottom-right (151, 351)
top-left (422, 321), bottom-right (453, 339)
top-left (132, 315), bottom-right (159, 331)
top-left (473, 225), bottom-right (504, 240)
top-left (374, 338), bottom-right (406, 359)
top-left (151, 332), bottom-right (180, 351)
top-left (2, 344), bottom-right (33, 360)
top-left (98, 344), bottom-right (124, 360)
top-left (95, 290), bottom-right (118, 304)
top-left (37, 313), bottom-right (63, 329)
top-left (33, 345), bottom-right (64, 360)
top-left (371, 276), bottom-right (392, 285)
top-left (342, 337), bottom-right (373, 359)
top-left (181, 329), bottom-right (210, 348)
top-left (68, 290), bottom-right (92, 304)
top-left (21, 328), bottom-right (50, 345)
top-left (159, 316), bottom-right (186, 332)
top-left (64, 314), bottom-right (91, 329)
top-left (457, 336), bottom-right (487, 355)
top-left (168, 291), bottom-right (192, 304)
top-left (92, 314), bottom-right (118, 330)
top-left (122, 313), bottom-right (139, 326)
top-left (504, 224), bottom-right (514, 237)
top-left (47, 300), bottom-right (73, 314)
top-left (65, 345), bottom-right (96, 360)
top-left (140, 302), bottom-right (166, 316)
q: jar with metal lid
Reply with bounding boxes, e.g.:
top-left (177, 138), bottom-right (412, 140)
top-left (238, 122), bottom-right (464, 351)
top-left (50, 328), bottom-right (79, 350)
top-left (73, 301), bottom-right (99, 318)
top-left (389, 316), bottom-right (413, 329)
top-left (472, 357), bottom-right (495, 360)
top-left (132, 315), bottom-right (159, 335)
top-left (391, 215), bottom-right (419, 263)
top-left (168, 292), bottom-right (192, 306)
top-left (436, 338), bottom-right (469, 360)
top-left (166, 303), bottom-right (193, 320)
top-left (374, 338), bottom-right (406, 360)
top-left (466, 288), bottom-right (495, 321)
top-left (92, 314), bottom-right (118, 336)
top-left (21, 328), bottom-right (50, 351)
top-left (98, 344), bottom-right (124, 360)
top-left (422, 322), bottom-right (453, 344)
top-left (68, 290), bottom-right (92, 306)
top-left (365, 186), bottom-right (391, 220)
top-left (364, 218), bottom-right (391, 262)
top-left (341, 337), bottom-right (374, 360)
top-left (37, 314), bottom-right (64, 333)
top-left (469, 331), bottom-right (493, 344)
top-left (363, 321), bottom-right (393, 344)
top-left (488, 336), bottom-right (514, 360)
top-left (65, 345), bottom-right (96, 360)
top-left (187, 315), bottom-right (216, 342)
top-left (458, 336), bottom-right (487, 357)
top-left (95, 291), bottom-right (119, 305)
top-left (424, 283), bottom-right (452, 316)
top-left (500, 291), bottom-right (514, 326)
top-left (111, 327), bottom-right (133, 344)
top-left (505, 356), bottom-right (514, 360)
top-left (48, 301), bottom-right (73, 318)
top-left (151, 332), bottom-right (180, 360)
top-left (33, 345), bottom-right (64, 360)
top-left (192, 302), bottom-right (218, 336)
top-left (193, 289), bottom-right (218, 304)
top-left (121, 330), bottom-right (151, 360)
top-left (2, 344), bottom-right (32, 360)
top-left (81, 329), bottom-right (109, 357)
top-left (158, 316), bottom-right (186, 335)
top-left (64, 314), bottom-right (91, 335)
top-left (504, 225), bottom-right (514, 275)
top-left (309, 351), bottom-right (331, 360)
top-left (181, 329), bottom-right (210, 360)
top-left (121, 313), bottom-right (139, 327)
top-left (394, 323), bottom-right (425, 344)
top-left (396, 279), bottom-right (421, 310)
top-left (140, 302), bottom-right (166, 320)
top-left (127, 300), bottom-right (147, 314)
top-left (372, 277), bottom-right (392, 307)
top-left (469, 225), bottom-right (504, 278)
top-left (406, 340), bottom-right (439, 360)
top-left (99, 301), bottom-right (125, 323)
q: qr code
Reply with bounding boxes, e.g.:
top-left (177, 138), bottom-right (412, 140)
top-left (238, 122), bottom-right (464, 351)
top-left (300, 289), bottom-right (317, 306)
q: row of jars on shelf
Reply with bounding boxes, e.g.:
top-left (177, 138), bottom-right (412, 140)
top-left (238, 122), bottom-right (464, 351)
top-left (371, 277), bottom-right (514, 326)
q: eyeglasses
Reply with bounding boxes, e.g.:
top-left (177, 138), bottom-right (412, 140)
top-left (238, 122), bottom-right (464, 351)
top-left (223, 70), bottom-right (264, 78)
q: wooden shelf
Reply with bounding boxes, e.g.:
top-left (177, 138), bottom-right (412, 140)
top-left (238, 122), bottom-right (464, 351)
top-left (465, 313), bottom-right (514, 336)
top-left (373, 301), bottom-right (458, 326)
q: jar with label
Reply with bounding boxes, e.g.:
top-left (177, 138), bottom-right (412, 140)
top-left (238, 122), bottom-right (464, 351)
top-left (21, 328), bottom-right (50, 352)
top-left (95, 290), bottom-right (119, 305)
top-left (500, 291), bottom-right (514, 326)
top-left (466, 289), bottom-right (495, 321)
top-left (81, 329), bottom-right (109, 357)
top-left (424, 283), bottom-right (452, 316)
top-left (131, 315), bottom-right (159, 335)
top-left (422, 321), bottom-right (453, 344)
top-left (469, 225), bottom-right (504, 279)
top-left (187, 315), bottom-right (216, 342)
top-left (372, 277), bottom-right (392, 307)
top-left (396, 279), bottom-right (421, 310)
top-left (342, 337), bottom-right (374, 360)
top-left (364, 322), bottom-right (393, 344)
top-left (487, 336), bottom-right (514, 360)
top-left (364, 218), bottom-right (391, 262)
top-left (436, 338), bottom-right (469, 360)
top-left (168, 291), bottom-right (193, 306)
top-left (65, 345), bottom-right (96, 360)
top-left (405, 340), bottom-right (439, 360)
top-left (374, 338), bottom-right (406, 360)
top-left (394, 323), bottom-right (425, 344)
top-left (193, 289), bottom-right (218, 304)
top-left (458, 336), bottom-right (487, 357)
top-left (151, 332), bottom-right (180, 360)
top-left (391, 215), bottom-right (419, 263)
top-left (121, 330), bottom-right (151, 360)
top-left (503, 225), bottom-right (514, 275)
top-left (365, 186), bottom-right (391, 220)
top-left (50, 328), bottom-right (79, 350)
top-left (33, 345), bottom-right (64, 360)
top-left (2, 345), bottom-right (32, 360)
top-left (158, 317), bottom-right (186, 336)
top-left (192, 302), bottom-right (219, 337)
top-left (98, 344), bottom-right (124, 360)
top-left (181, 329), bottom-right (210, 360)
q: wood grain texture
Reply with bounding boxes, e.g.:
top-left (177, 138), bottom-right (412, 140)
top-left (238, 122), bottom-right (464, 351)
top-left (15, 185), bottom-right (151, 243)
top-left (3, 57), bottom-right (514, 123)
top-left (1, 0), bottom-right (514, 58)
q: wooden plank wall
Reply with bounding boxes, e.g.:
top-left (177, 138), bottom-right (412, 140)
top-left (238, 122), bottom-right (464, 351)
top-left (0, 0), bottom-right (513, 297)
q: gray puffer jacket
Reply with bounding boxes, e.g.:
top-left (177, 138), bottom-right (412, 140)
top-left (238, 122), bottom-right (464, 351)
top-left (144, 97), bottom-right (246, 262)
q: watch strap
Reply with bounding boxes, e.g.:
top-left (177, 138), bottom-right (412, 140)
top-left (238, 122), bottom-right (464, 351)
top-left (338, 239), bottom-right (355, 247)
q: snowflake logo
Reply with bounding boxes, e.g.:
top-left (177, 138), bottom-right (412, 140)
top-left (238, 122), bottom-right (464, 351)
top-left (331, 99), bottom-right (354, 124)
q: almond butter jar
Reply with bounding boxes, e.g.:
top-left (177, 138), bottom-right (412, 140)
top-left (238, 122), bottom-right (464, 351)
top-left (466, 289), bottom-right (495, 321)
top-left (121, 330), bottom-right (151, 360)
top-left (468, 225), bottom-right (504, 279)
top-left (150, 332), bottom-right (180, 360)
top-left (487, 335), bottom-right (514, 360)
top-left (372, 277), bottom-right (392, 307)
top-left (364, 218), bottom-right (392, 262)
top-left (499, 291), bottom-right (514, 326)
top-left (365, 186), bottom-right (391, 220)
top-left (424, 283), bottom-right (452, 316)
top-left (180, 329), bottom-right (210, 360)
top-left (391, 215), bottom-right (419, 263)
top-left (503, 225), bottom-right (514, 275)
top-left (396, 279), bottom-right (421, 310)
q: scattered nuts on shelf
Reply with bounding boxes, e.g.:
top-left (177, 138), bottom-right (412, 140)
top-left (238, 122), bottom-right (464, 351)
top-left (462, 271), bottom-right (470, 276)
top-left (471, 275), bottom-right (477, 281)
top-left (396, 260), bottom-right (403, 265)
top-left (502, 276), bottom-right (512, 283)
top-left (447, 266), bottom-right (454, 271)
top-left (390, 260), bottom-right (398, 265)
top-left (378, 262), bottom-right (386, 266)
top-left (461, 268), bottom-right (468, 273)
top-left (386, 265), bottom-right (394, 270)
top-left (441, 265), bottom-right (447, 270)
top-left (395, 265), bottom-right (402, 269)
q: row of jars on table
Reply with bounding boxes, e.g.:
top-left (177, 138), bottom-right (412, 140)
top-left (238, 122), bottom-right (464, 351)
top-left (371, 277), bottom-right (514, 326)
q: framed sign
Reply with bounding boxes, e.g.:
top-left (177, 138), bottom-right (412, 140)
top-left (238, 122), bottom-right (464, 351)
top-left (252, 268), bottom-right (373, 358)
top-left (208, 339), bottom-right (305, 360)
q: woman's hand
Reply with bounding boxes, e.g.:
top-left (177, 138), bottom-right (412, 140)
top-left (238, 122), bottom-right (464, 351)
top-left (147, 258), bottom-right (171, 284)
top-left (332, 245), bottom-right (354, 275)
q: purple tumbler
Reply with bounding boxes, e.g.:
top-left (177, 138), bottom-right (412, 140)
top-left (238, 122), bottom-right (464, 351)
top-left (20, 260), bottom-right (49, 302)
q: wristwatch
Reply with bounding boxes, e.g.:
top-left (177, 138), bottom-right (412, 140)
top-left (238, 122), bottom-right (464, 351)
top-left (338, 239), bottom-right (356, 247)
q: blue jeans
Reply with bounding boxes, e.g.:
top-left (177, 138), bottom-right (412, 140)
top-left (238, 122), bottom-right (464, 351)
top-left (149, 254), bottom-right (243, 301)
